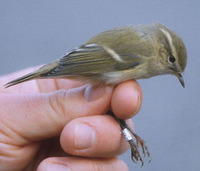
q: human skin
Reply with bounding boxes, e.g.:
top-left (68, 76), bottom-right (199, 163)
top-left (0, 66), bottom-right (143, 171)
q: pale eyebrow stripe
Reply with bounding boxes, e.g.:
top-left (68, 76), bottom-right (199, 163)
top-left (160, 28), bottom-right (177, 56)
top-left (103, 46), bottom-right (124, 62)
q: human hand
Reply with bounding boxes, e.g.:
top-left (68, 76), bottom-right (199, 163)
top-left (0, 66), bottom-right (142, 171)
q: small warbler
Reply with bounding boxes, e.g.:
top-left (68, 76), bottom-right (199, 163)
top-left (5, 23), bottom-right (187, 165)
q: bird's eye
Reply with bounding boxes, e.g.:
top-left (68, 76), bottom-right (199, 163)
top-left (169, 54), bottom-right (176, 63)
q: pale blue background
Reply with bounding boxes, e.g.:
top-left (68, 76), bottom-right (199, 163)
top-left (1, 1), bottom-right (200, 170)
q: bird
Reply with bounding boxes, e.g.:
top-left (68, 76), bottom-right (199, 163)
top-left (4, 23), bottom-right (187, 165)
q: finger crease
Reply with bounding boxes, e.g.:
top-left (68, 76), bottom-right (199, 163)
top-left (48, 94), bottom-right (66, 128)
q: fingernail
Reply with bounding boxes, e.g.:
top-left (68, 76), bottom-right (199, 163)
top-left (84, 85), bottom-right (105, 102)
top-left (75, 123), bottom-right (95, 149)
top-left (47, 163), bottom-right (71, 171)
top-left (133, 88), bottom-right (141, 115)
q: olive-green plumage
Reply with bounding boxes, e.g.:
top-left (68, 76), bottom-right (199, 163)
top-left (5, 23), bottom-right (187, 88)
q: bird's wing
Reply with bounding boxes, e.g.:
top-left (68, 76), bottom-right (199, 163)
top-left (47, 44), bottom-right (141, 77)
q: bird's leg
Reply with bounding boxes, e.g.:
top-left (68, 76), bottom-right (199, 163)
top-left (108, 110), bottom-right (151, 166)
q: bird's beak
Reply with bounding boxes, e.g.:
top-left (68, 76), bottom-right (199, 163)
top-left (176, 73), bottom-right (185, 88)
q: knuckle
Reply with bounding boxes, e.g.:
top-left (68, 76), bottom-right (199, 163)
top-left (90, 163), bottom-right (103, 171)
top-left (47, 90), bottom-right (67, 121)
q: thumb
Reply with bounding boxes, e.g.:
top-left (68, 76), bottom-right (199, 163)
top-left (0, 85), bottom-right (113, 144)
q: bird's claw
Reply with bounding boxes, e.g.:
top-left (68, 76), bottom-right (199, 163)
top-left (125, 131), bottom-right (151, 166)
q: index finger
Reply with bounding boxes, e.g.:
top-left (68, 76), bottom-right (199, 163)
top-left (111, 80), bottom-right (143, 119)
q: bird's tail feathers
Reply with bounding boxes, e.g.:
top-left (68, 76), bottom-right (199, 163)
top-left (4, 61), bottom-right (59, 88)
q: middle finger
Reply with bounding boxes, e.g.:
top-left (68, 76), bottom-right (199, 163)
top-left (60, 115), bottom-right (133, 158)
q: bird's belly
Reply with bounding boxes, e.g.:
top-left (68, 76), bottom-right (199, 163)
top-left (102, 71), bottom-right (134, 85)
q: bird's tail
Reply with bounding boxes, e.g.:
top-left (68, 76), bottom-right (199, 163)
top-left (4, 61), bottom-right (59, 88)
